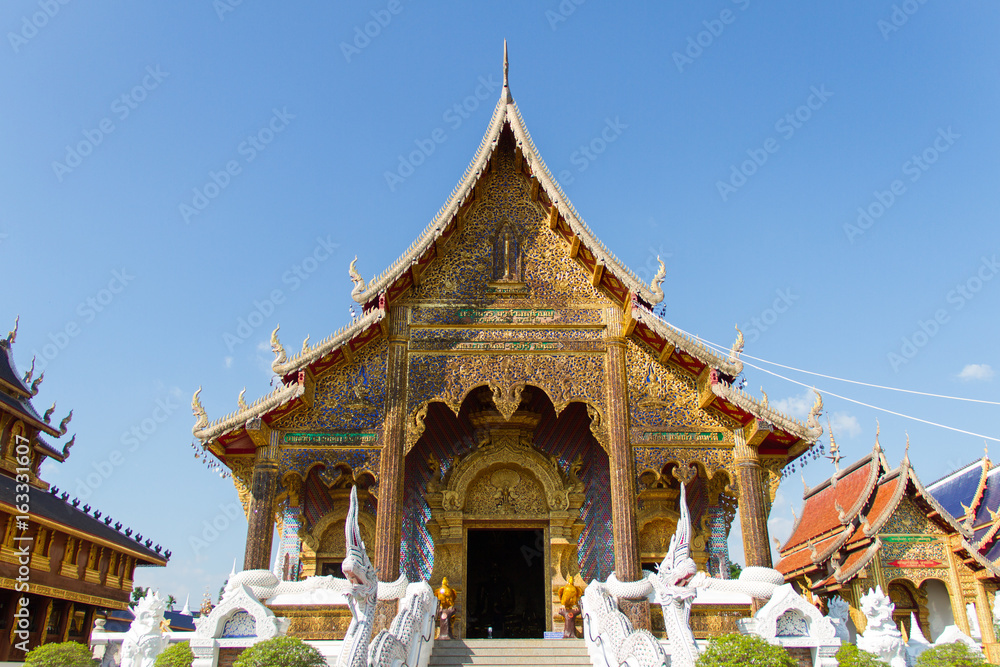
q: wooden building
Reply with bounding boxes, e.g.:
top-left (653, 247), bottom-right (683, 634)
top-left (0, 319), bottom-right (168, 661)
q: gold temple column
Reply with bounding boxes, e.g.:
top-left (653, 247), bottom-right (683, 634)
top-left (975, 580), bottom-right (998, 662)
top-left (244, 422), bottom-right (279, 571)
top-left (603, 307), bottom-right (649, 630)
top-left (733, 426), bottom-right (773, 570)
top-left (374, 305), bottom-right (409, 629)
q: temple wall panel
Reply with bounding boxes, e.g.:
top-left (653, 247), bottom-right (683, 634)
top-left (274, 338), bottom-right (389, 432)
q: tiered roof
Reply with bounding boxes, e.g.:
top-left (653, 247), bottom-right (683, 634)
top-left (192, 47), bottom-right (822, 459)
top-left (927, 455), bottom-right (1000, 568)
top-left (0, 318), bottom-right (73, 464)
top-left (777, 438), bottom-right (1000, 593)
top-left (0, 317), bottom-right (168, 566)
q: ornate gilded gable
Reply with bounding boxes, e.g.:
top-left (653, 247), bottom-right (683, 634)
top-left (401, 133), bottom-right (612, 307)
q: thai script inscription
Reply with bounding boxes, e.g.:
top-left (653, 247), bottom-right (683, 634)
top-left (638, 431), bottom-right (725, 443)
top-left (453, 341), bottom-right (563, 351)
top-left (283, 431), bottom-right (378, 446)
top-left (457, 308), bottom-right (558, 324)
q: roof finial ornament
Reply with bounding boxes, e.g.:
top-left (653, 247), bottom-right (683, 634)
top-left (760, 387), bottom-right (769, 408)
top-left (270, 325), bottom-right (287, 368)
top-left (238, 388), bottom-right (248, 411)
top-left (4, 315), bottom-right (18, 347)
top-left (806, 390), bottom-right (823, 430)
top-left (349, 256), bottom-right (367, 303)
top-left (30, 371), bottom-right (44, 397)
top-left (192, 387), bottom-right (209, 435)
top-left (826, 417), bottom-right (842, 472)
top-left (874, 418), bottom-right (881, 451)
top-left (728, 325), bottom-right (745, 365)
top-left (985, 440), bottom-right (991, 465)
top-left (649, 256), bottom-right (666, 304)
top-left (23, 356), bottom-right (35, 384)
top-left (802, 474), bottom-right (809, 496)
top-left (58, 410), bottom-right (73, 435)
top-left (503, 39), bottom-right (509, 89)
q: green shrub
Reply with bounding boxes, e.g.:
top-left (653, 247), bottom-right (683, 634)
top-left (155, 641), bottom-right (194, 667)
top-left (835, 643), bottom-right (889, 667)
top-left (695, 633), bottom-right (794, 667)
top-left (24, 641), bottom-right (97, 667)
top-left (915, 642), bottom-right (986, 667)
top-left (233, 636), bottom-right (326, 667)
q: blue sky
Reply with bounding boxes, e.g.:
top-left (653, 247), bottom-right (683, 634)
top-left (2, 2), bottom-right (998, 604)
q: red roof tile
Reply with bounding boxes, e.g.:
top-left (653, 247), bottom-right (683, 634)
top-left (782, 457), bottom-right (879, 551)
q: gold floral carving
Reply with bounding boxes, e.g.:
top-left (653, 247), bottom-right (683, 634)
top-left (228, 457), bottom-right (254, 518)
top-left (465, 468), bottom-right (547, 516)
top-left (626, 343), bottom-right (733, 431)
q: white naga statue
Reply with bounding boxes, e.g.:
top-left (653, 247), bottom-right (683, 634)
top-left (826, 595), bottom-right (851, 643)
top-left (120, 590), bottom-right (170, 667)
top-left (584, 483), bottom-right (786, 667)
top-left (857, 587), bottom-right (905, 667)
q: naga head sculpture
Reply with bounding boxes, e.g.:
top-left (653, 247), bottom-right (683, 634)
top-left (659, 482), bottom-right (698, 588)
top-left (341, 485), bottom-right (376, 601)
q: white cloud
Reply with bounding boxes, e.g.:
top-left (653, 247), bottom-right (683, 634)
top-left (224, 356), bottom-right (233, 369)
top-left (829, 412), bottom-right (861, 437)
top-left (958, 364), bottom-right (994, 382)
top-left (773, 388), bottom-right (817, 420)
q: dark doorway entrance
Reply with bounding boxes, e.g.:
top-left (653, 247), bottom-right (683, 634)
top-left (466, 529), bottom-right (546, 639)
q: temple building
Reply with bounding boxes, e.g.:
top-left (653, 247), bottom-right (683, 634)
top-left (775, 434), bottom-right (1000, 662)
top-left (192, 51), bottom-right (823, 639)
top-left (0, 319), bottom-right (169, 661)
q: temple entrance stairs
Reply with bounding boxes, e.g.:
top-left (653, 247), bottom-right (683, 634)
top-left (429, 639), bottom-right (590, 667)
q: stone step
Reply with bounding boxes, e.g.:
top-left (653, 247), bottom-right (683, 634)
top-left (428, 639), bottom-right (590, 667)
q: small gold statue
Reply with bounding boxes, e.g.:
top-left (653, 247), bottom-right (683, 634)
top-left (557, 575), bottom-right (583, 638)
top-left (435, 577), bottom-right (458, 640)
top-left (436, 577), bottom-right (457, 609)
top-left (558, 575), bottom-right (582, 608)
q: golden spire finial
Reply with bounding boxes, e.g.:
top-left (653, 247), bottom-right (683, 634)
top-left (503, 39), bottom-right (509, 89)
top-left (985, 440), bottom-right (991, 466)
top-left (238, 388), bottom-right (248, 411)
top-left (874, 419), bottom-right (881, 450)
top-left (826, 417), bottom-right (842, 472)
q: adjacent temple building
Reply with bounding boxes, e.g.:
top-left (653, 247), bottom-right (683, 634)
top-left (776, 435), bottom-right (1000, 662)
top-left (192, 52), bottom-right (823, 638)
top-left (0, 319), bottom-right (168, 661)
